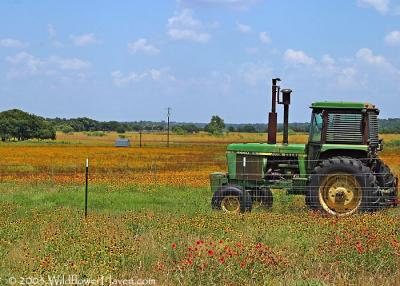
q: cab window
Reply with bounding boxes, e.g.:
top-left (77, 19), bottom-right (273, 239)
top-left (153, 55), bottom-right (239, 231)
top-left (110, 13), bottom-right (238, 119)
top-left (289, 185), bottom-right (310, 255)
top-left (309, 112), bottom-right (323, 142)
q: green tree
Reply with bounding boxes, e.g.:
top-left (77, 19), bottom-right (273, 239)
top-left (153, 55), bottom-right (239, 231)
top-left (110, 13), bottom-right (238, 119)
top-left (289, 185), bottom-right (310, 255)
top-left (0, 109), bottom-right (56, 141)
top-left (172, 126), bottom-right (186, 135)
top-left (205, 115), bottom-right (225, 135)
top-left (61, 125), bottom-right (74, 134)
top-left (116, 126), bottom-right (126, 134)
top-left (238, 124), bottom-right (257, 133)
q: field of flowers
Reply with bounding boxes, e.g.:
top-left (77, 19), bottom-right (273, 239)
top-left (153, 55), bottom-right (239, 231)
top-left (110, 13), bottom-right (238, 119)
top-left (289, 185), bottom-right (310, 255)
top-left (0, 132), bottom-right (400, 285)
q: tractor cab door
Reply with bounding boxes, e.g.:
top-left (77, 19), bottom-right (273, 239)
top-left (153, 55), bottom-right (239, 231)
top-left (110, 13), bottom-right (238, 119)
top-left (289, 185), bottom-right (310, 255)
top-left (306, 111), bottom-right (324, 171)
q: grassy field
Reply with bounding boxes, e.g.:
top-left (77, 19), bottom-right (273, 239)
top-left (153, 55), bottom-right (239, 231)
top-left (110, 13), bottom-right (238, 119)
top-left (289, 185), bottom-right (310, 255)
top-left (1, 132), bottom-right (400, 285)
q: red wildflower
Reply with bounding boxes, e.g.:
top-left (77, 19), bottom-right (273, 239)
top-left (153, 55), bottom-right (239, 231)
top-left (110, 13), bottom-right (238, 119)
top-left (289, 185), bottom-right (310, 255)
top-left (219, 240), bottom-right (224, 244)
top-left (219, 257), bottom-right (225, 264)
top-left (240, 260), bottom-right (246, 269)
top-left (157, 262), bottom-right (165, 270)
top-left (208, 249), bottom-right (214, 256)
top-left (356, 241), bottom-right (363, 254)
top-left (172, 243), bottom-right (177, 249)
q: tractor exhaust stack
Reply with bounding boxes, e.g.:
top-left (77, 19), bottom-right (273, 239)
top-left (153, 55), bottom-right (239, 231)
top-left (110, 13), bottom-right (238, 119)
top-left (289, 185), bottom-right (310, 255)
top-left (268, 78), bottom-right (281, 144)
top-left (281, 89), bottom-right (292, 145)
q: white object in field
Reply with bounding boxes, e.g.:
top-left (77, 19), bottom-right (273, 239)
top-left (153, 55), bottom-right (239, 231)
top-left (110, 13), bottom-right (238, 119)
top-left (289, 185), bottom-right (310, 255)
top-left (86, 158), bottom-right (89, 168)
top-left (243, 156), bottom-right (246, 167)
top-left (115, 138), bottom-right (131, 147)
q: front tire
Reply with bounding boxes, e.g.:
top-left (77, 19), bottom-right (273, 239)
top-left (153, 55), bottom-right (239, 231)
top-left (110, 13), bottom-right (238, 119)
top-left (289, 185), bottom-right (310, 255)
top-left (211, 185), bottom-right (252, 213)
top-left (306, 157), bottom-right (379, 216)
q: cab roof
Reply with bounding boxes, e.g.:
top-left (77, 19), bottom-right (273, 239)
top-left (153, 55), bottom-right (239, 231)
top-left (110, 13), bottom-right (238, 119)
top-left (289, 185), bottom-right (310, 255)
top-left (311, 102), bottom-right (377, 110)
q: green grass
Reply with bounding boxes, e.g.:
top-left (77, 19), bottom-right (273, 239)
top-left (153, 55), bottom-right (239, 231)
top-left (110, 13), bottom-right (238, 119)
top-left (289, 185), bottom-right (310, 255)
top-left (0, 183), bottom-right (213, 215)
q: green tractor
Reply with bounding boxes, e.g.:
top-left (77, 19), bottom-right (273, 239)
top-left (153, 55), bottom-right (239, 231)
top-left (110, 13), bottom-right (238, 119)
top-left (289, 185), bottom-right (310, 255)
top-left (210, 78), bottom-right (398, 216)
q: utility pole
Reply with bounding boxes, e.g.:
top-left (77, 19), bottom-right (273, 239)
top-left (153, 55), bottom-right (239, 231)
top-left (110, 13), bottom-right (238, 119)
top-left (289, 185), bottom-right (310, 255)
top-left (167, 107), bottom-right (171, 147)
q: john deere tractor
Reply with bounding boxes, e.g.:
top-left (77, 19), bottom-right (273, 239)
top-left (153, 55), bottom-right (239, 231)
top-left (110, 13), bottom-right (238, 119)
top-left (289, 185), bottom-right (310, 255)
top-left (210, 78), bottom-right (398, 216)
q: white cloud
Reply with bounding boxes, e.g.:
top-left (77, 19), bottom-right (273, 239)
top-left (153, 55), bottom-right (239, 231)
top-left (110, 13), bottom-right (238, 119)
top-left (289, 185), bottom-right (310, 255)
top-left (179, 0), bottom-right (262, 10)
top-left (49, 56), bottom-right (91, 70)
top-left (127, 38), bottom-right (160, 55)
top-left (6, 52), bottom-right (90, 79)
top-left (70, 33), bottom-right (98, 46)
top-left (356, 48), bottom-right (388, 65)
top-left (385, 31), bottom-right (400, 46)
top-left (0, 38), bottom-right (29, 49)
top-left (6, 52), bottom-right (44, 75)
top-left (48, 24), bottom-right (57, 39)
top-left (357, 0), bottom-right (389, 13)
top-left (238, 62), bottom-right (272, 86)
top-left (47, 24), bottom-right (63, 48)
top-left (259, 31), bottom-right (271, 43)
top-left (111, 70), bottom-right (142, 86)
top-left (336, 67), bottom-right (358, 87)
top-left (317, 48), bottom-right (399, 88)
top-left (167, 9), bottom-right (210, 43)
top-left (149, 69), bottom-right (162, 80)
top-left (283, 49), bottom-right (316, 65)
top-left (111, 68), bottom-right (174, 87)
top-left (237, 22), bottom-right (252, 33)
top-left (321, 54), bottom-right (335, 65)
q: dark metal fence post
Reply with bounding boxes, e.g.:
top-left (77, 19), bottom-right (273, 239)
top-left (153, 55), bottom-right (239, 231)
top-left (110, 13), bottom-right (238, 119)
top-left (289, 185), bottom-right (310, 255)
top-left (85, 158), bottom-right (88, 218)
top-left (139, 131), bottom-right (142, 148)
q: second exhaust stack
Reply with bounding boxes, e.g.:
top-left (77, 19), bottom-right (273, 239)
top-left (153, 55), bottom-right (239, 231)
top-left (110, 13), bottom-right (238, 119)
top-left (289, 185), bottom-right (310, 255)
top-left (281, 88), bottom-right (292, 145)
top-left (267, 78), bottom-right (293, 145)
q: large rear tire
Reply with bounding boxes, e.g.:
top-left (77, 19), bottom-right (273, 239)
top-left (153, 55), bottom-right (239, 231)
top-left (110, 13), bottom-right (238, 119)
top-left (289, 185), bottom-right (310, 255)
top-left (211, 185), bottom-right (252, 213)
top-left (306, 157), bottom-right (379, 216)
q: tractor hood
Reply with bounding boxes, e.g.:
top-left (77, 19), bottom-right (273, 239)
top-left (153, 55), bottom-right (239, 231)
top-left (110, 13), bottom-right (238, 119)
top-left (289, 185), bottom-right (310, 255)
top-left (227, 143), bottom-right (306, 154)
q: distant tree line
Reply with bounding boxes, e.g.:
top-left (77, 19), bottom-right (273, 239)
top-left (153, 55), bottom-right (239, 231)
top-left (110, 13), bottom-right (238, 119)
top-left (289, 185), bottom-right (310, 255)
top-left (0, 109), bottom-right (399, 141)
top-left (48, 117), bottom-right (164, 133)
top-left (379, 119), bottom-right (400, 133)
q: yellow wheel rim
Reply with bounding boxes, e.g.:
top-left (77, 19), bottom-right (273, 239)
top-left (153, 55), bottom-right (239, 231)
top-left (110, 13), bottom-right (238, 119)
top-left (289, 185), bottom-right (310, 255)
top-left (221, 196), bottom-right (240, 213)
top-left (252, 200), bottom-right (262, 209)
top-left (319, 173), bottom-right (362, 216)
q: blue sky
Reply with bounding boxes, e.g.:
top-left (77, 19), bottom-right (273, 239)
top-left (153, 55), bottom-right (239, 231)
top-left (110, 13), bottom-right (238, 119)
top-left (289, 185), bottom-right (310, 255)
top-left (0, 0), bottom-right (400, 123)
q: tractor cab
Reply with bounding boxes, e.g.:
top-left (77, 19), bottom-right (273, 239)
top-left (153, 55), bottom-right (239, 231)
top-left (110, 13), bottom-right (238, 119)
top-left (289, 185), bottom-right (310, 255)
top-left (307, 102), bottom-right (381, 170)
